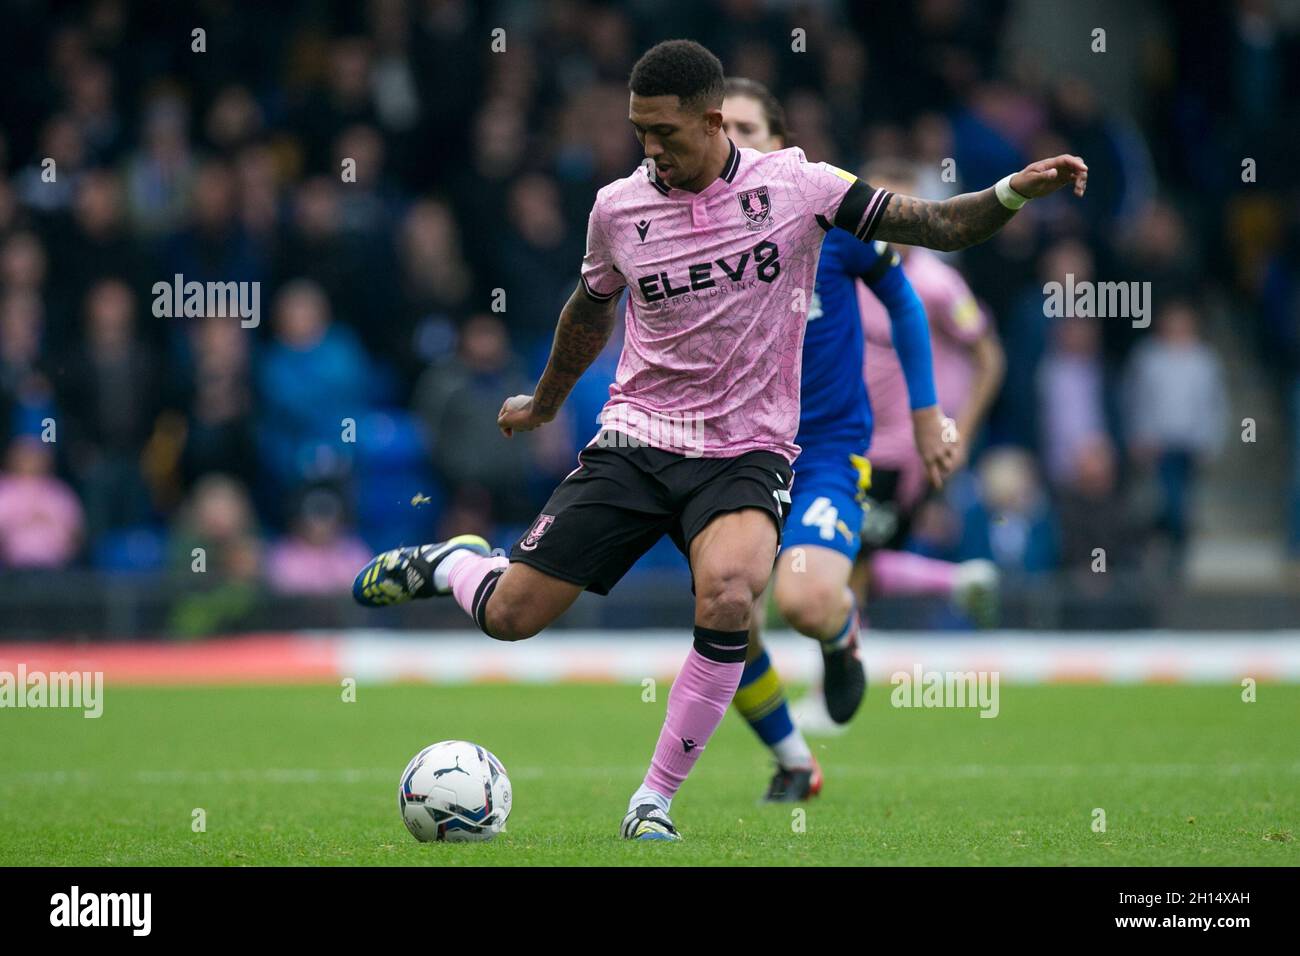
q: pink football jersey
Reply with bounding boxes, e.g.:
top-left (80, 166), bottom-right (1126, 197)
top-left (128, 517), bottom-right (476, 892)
top-left (861, 247), bottom-right (988, 467)
top-left (580, 140), bottom-right (889, 462)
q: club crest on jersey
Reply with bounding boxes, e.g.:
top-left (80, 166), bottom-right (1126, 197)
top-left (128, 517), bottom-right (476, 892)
top-left (737, 186), bottom-right (772, 229)
top-left (520, 514), bottom-right (555, 551)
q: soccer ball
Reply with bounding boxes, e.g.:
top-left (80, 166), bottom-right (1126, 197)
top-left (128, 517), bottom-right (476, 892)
top-left (398, 740), bottom-right (512, 842)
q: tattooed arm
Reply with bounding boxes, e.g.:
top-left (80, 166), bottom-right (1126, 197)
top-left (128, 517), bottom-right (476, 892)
top-left (497, 280), bottom-right (619, 437)
top-left (873, 154), bottom-right (1089, 252)
top-left (875, 188), bottom-right (1015, 252)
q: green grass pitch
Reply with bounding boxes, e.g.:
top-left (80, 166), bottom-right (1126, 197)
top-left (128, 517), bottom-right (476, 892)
top-left (1, 682), bottom-right (1296, 866)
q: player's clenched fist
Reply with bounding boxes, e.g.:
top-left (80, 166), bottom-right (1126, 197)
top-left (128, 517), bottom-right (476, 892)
top-left (497, 394), bottom-right (554, 437)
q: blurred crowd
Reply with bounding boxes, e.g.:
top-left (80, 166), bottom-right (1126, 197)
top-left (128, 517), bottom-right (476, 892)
top-left (0, 0), bottom-right (1297, 608)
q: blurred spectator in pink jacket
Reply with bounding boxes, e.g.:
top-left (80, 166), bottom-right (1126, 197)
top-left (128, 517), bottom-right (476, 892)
top-left (267, 486), bottom-right (371, 595)
top-left (0, 436), bottom-right (85, 568)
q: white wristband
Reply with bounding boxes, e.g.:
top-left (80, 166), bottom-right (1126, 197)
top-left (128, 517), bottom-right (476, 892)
top-left (995, 175), bottom-right (1030, 210)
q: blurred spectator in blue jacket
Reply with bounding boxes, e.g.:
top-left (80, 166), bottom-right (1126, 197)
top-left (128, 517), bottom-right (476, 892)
top-left (957, 446), bottom-right (1058, 574)
top-left (256, 280), bottom-right (373, 526)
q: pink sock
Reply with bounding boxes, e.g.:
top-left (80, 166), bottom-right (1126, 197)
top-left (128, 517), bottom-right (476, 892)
top-left (448, 553), bottom-right (510, 633)
top-left (869, 549), bottom-right (958, 597)
top-left (643, 641), bottom-right (745, 800)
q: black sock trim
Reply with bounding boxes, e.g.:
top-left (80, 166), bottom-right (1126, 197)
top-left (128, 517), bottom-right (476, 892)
top-left (472, 567), bottom-right (506, 637)
top-left (692, 626), bottom-right (748, 663)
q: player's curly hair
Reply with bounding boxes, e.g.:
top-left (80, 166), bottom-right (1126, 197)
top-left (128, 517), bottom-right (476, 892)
top-left (629, 39), bottom-right (724, 111)
top-left (723, 77), bottom-right (791, 145)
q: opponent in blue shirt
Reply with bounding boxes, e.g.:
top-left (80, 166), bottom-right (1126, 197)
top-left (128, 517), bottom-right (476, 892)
top-left (722, 78), bottom-right (950, 802)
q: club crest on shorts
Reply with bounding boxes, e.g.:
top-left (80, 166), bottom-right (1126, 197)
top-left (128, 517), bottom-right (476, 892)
top-left (519, 514), bottom-right (555, 551)
top-left (738, 186), bottom-right (772, 229)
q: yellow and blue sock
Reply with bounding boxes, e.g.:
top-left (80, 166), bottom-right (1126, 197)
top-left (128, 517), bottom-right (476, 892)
top-left (735, 649), bottom-right (812, 769)
top-left (821, 602), bottom-right (858, 653)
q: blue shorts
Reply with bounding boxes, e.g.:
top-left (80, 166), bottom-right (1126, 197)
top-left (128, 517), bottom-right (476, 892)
top-left (782, 449), bottom-right (872, 559)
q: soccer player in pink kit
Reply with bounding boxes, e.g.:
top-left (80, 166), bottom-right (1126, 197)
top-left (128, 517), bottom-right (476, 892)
top-left (852, 160), bottom-right (1007, 623)
top-left (353, 40), bottom-right (1087, 840)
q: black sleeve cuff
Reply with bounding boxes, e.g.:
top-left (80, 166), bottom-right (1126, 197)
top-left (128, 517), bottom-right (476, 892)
top-left (580, 275), bottom-right (624, 302)
top-left (833, 180), bottom-right (893, 243)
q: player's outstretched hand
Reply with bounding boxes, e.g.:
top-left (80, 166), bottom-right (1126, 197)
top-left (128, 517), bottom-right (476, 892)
top-left (1009, 154), bottom-right (1088, 200)
top-left (912, 406), bottom-right (959, 489)
top-left (497, 394), bottom-right (554, 437)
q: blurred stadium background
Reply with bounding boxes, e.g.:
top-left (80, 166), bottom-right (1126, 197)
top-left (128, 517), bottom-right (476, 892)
top-left (0, 0), bottom-right (1299, 682)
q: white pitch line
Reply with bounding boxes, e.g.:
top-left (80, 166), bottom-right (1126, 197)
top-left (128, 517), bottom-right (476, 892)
top-left (2, 762), bottom-right (1298, 786)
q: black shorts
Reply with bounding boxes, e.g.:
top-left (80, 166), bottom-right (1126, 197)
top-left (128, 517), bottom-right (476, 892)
top-left (510, 431), bottom-right (795, 595)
